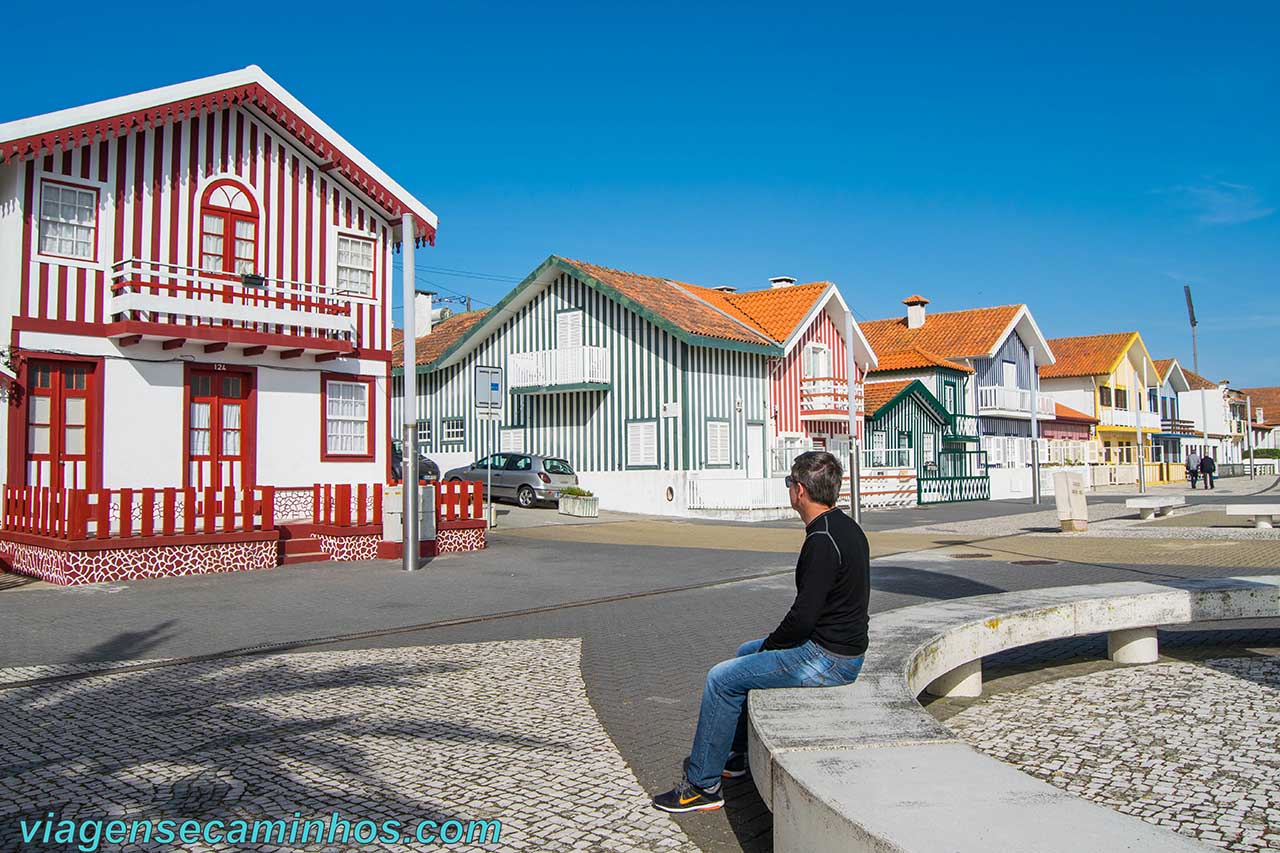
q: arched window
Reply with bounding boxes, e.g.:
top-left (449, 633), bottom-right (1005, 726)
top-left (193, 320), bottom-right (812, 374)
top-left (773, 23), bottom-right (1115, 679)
top-left (199, 180), bottom-right (259, 275)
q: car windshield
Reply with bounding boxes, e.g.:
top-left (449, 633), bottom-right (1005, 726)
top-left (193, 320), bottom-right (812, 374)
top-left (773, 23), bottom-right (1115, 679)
top-left (543, 458), bottom-right (574, 475)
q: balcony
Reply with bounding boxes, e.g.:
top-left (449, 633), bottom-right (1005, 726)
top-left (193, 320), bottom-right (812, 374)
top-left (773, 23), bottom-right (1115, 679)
top-left (1098, 408), bottom-right (1162, 430)
top-left (800, 377), bottom-right (850, 420)
top-left (108, 259), bottom-right (356, 355)
top-left (509, 346), bottom-right (611, 393)
top-left (977, 385), bottom-right (1056, 418)
top-left (1161, 416), bottom-right (1197, 435)
top-left (946, 412), bottom-right (980, 440)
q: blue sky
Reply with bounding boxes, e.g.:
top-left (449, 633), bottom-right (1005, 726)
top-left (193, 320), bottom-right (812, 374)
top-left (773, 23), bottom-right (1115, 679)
top-left (5, 2), bottom-right (1278, 384)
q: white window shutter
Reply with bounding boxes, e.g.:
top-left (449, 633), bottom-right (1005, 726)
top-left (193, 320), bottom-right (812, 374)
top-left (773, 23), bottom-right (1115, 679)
top-left (557, 310), bottom-right (584, 349)
top-left (628, 421), bottom-right (657, 467)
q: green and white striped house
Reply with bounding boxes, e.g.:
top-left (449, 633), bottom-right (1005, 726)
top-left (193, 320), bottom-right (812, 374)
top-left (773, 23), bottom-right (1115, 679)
top-left (392, 255), bottom-right (875, 516)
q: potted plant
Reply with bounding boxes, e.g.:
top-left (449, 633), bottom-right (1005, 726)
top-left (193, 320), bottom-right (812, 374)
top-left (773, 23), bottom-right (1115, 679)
top-left (557, 486), bottom-right (599, 518)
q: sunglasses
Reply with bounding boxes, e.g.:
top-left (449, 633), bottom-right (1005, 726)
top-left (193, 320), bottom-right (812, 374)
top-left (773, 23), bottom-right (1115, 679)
top-left (784, 475), bottom-right (799, 488)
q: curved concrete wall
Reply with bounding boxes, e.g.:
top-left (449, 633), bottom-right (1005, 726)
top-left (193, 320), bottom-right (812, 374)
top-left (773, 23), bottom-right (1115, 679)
top-left (748, 575), bottom-right (1280, 852)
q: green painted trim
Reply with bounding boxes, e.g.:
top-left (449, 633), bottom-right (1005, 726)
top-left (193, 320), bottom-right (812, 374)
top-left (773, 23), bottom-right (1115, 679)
top-left (439, 415), bottom-right (466, 444)
top-left (867, 379), bottom-right (951, 424)
top-left (704, 417), bottom-right (732, 468)
top-left (680, 343), bottom-right (691, 471)
top-left (624, 417), bottom-right (660, 470)
top-left (510, 382), bottom-right (611, 395)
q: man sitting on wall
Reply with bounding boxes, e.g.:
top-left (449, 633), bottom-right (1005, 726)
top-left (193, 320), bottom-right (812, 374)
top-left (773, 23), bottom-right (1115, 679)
top-left (651, 451), bottom-right (870, 813)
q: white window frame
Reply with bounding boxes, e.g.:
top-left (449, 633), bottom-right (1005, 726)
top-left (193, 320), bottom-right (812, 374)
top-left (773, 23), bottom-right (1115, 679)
top-left (441, 417), bottom-right (465, 444)
top-left (706, 420), bottom-right (731, 466)
top-left (324, 379), bottom-right (371, 457)
top-left (921, 432), bottom-right (936, 465)
top-left (417, 419), bottom-right (432, 448)
top-left (1002, 359), bottom-right (1018, 389)
top-left (803, 343), bottom-right (831, 380)
top-left (335, 233), bottom-right (376, 297)
top-left (556, 309), bottom-right (584, 349)
top-left (500, 428), bottom-right (525, 453)
top-left (626, 419), bottom-right (658, 469)
top-left (37, 179), bottom-right (100, 264)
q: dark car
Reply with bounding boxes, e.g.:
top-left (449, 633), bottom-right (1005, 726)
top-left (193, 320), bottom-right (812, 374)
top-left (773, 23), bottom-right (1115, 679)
top-left (443, 454), bottom-right (578, 508)
top-left (390, 440), bottom-right (440, 483)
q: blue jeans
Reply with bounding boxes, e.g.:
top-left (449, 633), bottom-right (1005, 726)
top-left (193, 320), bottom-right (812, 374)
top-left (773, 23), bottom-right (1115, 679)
top-left (684, 637), bottom-right (864, 790)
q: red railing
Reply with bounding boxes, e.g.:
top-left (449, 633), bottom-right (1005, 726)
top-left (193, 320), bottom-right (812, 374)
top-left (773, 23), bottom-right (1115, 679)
top-left (312, 483), bottom-right (384, 528)
top-left (436, 481), bottom-right (485, 522)
top-left (2, 485), bottom-right (276, 540)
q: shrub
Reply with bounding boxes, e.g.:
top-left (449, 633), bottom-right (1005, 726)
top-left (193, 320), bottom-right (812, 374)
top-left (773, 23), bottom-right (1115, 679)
top-left (1253, 448), bottom-right (1280, 459)
top-left (559, 486), bottom-right (594, 498)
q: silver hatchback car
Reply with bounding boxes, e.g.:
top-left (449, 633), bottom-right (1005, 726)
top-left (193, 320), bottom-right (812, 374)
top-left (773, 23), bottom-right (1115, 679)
top-left (443, 453), bottom-right (579, 508)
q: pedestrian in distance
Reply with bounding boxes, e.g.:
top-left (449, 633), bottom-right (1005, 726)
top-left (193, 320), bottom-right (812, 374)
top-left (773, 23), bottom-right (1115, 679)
top-left (651, 451), bottom-right (870, 813)
top-left (1186, 450), bottom-right (1200, 489)
top-left (1199, 453), bottom-right (1217, 490)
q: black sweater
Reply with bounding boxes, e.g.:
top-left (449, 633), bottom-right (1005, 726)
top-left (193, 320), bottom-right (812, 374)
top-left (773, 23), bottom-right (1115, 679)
top-left (763, 507), bottom-right (870, 657)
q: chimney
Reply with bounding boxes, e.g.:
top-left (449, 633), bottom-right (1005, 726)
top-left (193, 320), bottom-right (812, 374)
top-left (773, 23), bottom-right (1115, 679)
top-left (712, 285), bottom-right (737, 293)
top-left (903, 294), bottom-right (929, 329)
top-left (768, 276), bottom-right (797, 289)
top-left (414, 291), bottom-right (435, 336)
top-left (431, 306), bottom-right (453, 324)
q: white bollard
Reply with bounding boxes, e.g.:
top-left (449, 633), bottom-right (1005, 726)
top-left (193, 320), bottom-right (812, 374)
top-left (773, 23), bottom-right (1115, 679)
top-left (926, 659), bottom-right (982, 698)
top-left (1108, 627), bottom-right (1158, 664)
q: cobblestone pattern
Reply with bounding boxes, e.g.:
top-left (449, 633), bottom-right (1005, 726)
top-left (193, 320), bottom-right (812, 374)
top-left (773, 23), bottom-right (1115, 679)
top-left (0, 538), bottom-right (277, 586)
top-left (436, 526), bottom-right (486, 554)
top-left (316, 533), bottom-right (381, 562)
top-left (946, 659), bottom-right (1280, 851)
top-left (0, 640), bottom-right (696, 853)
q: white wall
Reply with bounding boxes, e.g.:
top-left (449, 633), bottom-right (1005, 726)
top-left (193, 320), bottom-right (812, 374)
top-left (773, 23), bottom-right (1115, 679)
top-left (0, 163), bottom-right (22, 488)
top-left (577, 469), bottom-right (689, 516)
top-left (989, 467), bottom-right (1034, 500)
top-left (1179, 388), bottom-right (1228, 435)
top-left (102, 358), bottom-right (185, 487)
top-left (1040, 377), bottom-right (1094, 416)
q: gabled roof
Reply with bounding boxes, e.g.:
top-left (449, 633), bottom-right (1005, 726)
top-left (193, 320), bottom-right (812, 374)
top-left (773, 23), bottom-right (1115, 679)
top-left (1181, 367), bottom-right (1220, 391)
top-left (1039, 332), bottom-right (1140, 379)
top-left (1152, 358), bottom-right (1191, 393)
top-left (1237, 387), bottom-right (1280, 426)
top-left (392, 312), bottom-right (487, 368)
top-left (868, 346), bottom-right (974, 374)
top-left (681, 280), bottom-right (829, 341)
top-left (863, 379), bottom-right (951, 423)
top-left (1051, 402), bottom-right (1098, 424)
top-left (860, 303), bottom-right (1053, 365)
top-left (0, 66), bottom-right (437, 243)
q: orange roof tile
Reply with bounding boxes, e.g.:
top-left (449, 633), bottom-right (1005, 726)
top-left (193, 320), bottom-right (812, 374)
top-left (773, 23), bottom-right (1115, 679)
top-left (1181, 367), bottom-right (1220, 391)
top-left (1153, 358), bottom-right (1177, 382)
top-left (1039, 333), bottom-right (1136, 379)
top-left (1238, 387), bottom-right (1280, 425)
top-left (902, 294), bottom-right (929, 305)
top-left (860, 304), bottom-right (1023, 361)
top-left (1052, 402), bottom-right (1098, 424)
top-left (868, 346), bottom-right (974, 374)
top-left (392, 311), bottom-right (488, 367)
top-left (863, 380), bottom-right (912, 414)
top-left (564, 259), bottom-right (776, 346)
top-left (716, 281), bottom-right (831, 342)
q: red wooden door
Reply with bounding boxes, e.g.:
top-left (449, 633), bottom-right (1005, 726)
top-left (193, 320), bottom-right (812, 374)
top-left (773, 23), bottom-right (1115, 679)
top-left (187, 370), bottom-right (252, 491)
top-left (25, 361), bottom-right (97, 490)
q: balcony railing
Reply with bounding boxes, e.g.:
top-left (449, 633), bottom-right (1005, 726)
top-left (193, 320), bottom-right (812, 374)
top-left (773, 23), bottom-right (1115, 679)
top-left (109, 259), bottom-right (356, 346)
top-left (862, 447), bottom-right (914, 469)
top-left (976, 385), bottom-right (1057, 417)
top-left (509, 346), bottom-right (610, 391)
top-left (800, 377), bottom-right (849, 418)
top-left (1161, 416), bottom-right (1197, 435)
top-left (1098, 408), bottom-right (1162, 430)
top-left (946, 412), bottom-right (980, 439)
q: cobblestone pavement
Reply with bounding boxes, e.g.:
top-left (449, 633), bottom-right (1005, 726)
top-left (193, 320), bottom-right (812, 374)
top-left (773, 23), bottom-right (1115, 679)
top-left (945, 657), bottom-right (1280, 851)
top-left (0, 640), bottom-right (697, 853)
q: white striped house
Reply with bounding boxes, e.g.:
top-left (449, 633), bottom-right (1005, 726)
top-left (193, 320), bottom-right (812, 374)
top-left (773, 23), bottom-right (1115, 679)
top-left (393, 257), bottom-right (876, 517)
top-left (0, 66), bottom-right (436, 494)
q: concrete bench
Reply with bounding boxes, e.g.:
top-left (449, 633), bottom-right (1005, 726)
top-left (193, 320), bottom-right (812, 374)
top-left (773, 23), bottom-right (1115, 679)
top-left (1221, 504), bottom-right (1280, 529)
top-left (1125, 495), bottom-right (1185, 519)
top-left (748, 575), bottom-right (1280, 853)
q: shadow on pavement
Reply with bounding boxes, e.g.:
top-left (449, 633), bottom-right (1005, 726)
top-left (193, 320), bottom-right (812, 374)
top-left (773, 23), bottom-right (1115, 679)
top-left (871, 565), bottom-right (1006, 600)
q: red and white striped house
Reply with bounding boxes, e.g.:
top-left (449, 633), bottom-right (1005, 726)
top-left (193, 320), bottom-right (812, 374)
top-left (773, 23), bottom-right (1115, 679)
top-left (0, 67), bottom-right (458, 584)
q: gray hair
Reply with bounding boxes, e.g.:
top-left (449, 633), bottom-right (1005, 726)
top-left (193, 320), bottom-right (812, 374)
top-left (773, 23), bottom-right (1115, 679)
top-left (790, 451), bottom-right (843, 507)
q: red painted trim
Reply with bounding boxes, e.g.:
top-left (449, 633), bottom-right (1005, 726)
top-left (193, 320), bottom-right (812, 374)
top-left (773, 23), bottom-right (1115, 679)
top-left (280, 348), bottom-right (303, 360)
top-left (181, 362), bottom-right (257, 489)
top-left (19, 163), bottom-right (34, 319)
top-left (118, 334), bottom-right (143, 347)
top-left (335, 230), bottom-right (378, 301)
top-left (205, 342), bottom-right (228, 354)
top-left (243, 345), bottom-right (267, 356)
top-left (162, 338), bottom-right (186, 350)
top-left (0, 528), bottom-right (278, 551)
top-left (9, 354), bottom-right (105, 490)
top-left (314, 351), bottom-right (340, 363)
top-left (319, 371), bottom-right (376, 461)
top-left (31, 177), bottom-right (102, 264)
top-left (103, 320), bottom-right (354, 353)
top-left (199, 178), bottom-right (259, 275)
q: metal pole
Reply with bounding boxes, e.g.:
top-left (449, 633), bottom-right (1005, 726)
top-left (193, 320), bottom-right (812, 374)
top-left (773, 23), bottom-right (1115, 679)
top-left (1030, 345), bottom-right (1041, 505)
top-left (844, 313), bottom-right (861, 523)
top-left (401, 215), bottom-right (419, 571)
top-left (486, 417), bottom-right (494, 528)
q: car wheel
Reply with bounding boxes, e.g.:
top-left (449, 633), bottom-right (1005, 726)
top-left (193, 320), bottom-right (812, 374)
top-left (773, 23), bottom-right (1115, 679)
top-left (517, 485), bottom-right (536, 508)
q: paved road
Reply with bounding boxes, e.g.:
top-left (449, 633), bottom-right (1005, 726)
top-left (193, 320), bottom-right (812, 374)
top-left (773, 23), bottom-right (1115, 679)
top-left (3, 481), bottom-right (1279, 852)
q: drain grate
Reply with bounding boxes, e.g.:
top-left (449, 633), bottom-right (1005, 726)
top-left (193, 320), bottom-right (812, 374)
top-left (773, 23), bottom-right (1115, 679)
top-left (949, 552), bottom-right (993, 559)
top-left (1010, 559), bottom-right (1059, 566)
